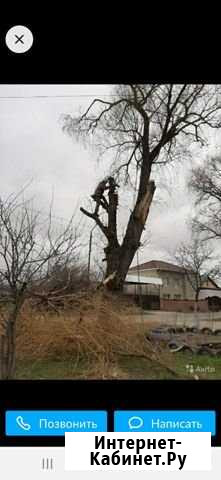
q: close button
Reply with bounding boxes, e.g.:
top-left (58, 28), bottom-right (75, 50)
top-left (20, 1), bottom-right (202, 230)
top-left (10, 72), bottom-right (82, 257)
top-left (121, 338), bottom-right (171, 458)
top-left (5, 25), bottom-right (33, 53)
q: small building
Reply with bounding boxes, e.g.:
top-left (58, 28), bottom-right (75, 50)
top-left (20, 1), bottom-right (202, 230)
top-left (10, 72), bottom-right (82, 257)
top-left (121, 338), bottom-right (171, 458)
top-left (124, 274), bottom-right (162, 310)
top-left (127, 259), bottom-right (221, 312)
top-left (128, 260), bottom-right (220, 301)
top-left (198, 288), bottom-right (221, 311)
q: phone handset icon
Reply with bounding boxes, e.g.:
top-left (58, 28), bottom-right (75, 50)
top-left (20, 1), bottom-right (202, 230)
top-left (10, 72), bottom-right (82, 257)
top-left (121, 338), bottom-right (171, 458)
top-left (16, 416), bottom-right (31, 431)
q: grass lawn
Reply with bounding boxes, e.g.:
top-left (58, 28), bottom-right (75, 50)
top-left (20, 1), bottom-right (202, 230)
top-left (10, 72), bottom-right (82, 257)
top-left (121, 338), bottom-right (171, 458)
top-left (15, 358), bottom-right (89, 380)
top-left (118, 353), bottom-right (221, 379)
top-left (15, 352), bottom-right (221, 380)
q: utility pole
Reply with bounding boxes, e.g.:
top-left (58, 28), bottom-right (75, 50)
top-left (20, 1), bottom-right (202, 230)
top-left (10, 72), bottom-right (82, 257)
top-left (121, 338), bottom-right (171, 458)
top-left (87, 224), bottom-right (97, 282)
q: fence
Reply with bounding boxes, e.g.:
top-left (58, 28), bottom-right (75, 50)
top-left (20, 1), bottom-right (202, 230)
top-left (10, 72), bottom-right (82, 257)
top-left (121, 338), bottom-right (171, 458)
top-left (160, 298), bottom-right (209, 313)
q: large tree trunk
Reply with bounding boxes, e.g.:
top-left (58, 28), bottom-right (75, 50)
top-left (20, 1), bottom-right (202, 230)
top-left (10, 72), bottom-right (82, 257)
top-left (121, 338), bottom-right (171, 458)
top-left (81, 156), bottom-right (155, 292)
top-left (104, 180), bottom-right (156, 290)
top-left (0, 297), bottom-right (24, 380)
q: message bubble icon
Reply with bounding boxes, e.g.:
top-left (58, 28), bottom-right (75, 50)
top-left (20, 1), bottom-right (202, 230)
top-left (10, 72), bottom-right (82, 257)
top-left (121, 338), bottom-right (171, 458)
top-left (128, 416), bottom-right (144, 429)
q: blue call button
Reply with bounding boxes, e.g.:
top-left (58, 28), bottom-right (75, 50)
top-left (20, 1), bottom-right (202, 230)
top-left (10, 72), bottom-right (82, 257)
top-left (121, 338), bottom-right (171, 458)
top-left (114, 411), bottom-right (216, 435)
top-left (6, 410), bottom-right (107, 436)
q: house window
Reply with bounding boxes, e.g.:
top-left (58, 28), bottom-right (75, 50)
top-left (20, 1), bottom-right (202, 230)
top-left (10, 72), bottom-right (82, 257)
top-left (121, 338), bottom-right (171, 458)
top-left (174, 294), bottom-right (181, 300)
top-left (163, 294), bottom-right (170, 299)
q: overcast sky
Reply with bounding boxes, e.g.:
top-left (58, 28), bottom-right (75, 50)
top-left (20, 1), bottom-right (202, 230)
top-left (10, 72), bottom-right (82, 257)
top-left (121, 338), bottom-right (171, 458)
top-left (0, 84), bottom-right (220, 269)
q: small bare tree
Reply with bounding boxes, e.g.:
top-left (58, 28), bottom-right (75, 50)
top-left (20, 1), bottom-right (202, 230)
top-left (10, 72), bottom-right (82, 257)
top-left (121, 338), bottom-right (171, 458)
top-left (189, 156), bottom-right (221, 240)
top-left (0, 191), bottom-right (80, 379)
top-left (175, 234), bottom-right (216, 301)
top-left (63, 84), bottom-right (221, 291)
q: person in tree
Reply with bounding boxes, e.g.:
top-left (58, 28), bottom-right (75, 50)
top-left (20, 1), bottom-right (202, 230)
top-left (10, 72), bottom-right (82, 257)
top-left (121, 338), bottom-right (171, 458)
top-left (91, 177), bottom-right (118, 215)
top-left (91, 178), bottom-right (109, 214)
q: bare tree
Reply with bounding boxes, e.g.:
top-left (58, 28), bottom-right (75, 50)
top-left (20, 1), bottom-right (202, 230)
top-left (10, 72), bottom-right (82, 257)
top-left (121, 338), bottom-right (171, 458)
top-left (63, 84), bottom-right (221, 291)
top-left (189, 156), bottom-right (221, 240)
top-left (44, 261), bottom-right (90, 294)
top-left (0, 191), bottom-right (80, 379)
top-left (175, 234), bottom-right (216, 301)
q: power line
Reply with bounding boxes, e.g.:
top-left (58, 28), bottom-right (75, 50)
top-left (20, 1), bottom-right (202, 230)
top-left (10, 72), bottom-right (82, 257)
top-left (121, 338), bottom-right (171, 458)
top-left (0, 94), bottom-right (115, 100)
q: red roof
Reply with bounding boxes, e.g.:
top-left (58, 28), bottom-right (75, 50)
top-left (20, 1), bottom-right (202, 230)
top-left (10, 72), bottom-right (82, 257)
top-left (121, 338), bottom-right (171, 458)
top-left (129, 260), bottom-right (186, 274)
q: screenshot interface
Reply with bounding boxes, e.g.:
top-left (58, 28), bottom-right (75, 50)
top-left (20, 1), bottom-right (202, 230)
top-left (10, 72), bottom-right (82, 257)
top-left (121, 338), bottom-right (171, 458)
top-left (0, 22), bottom-right (221, 478)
